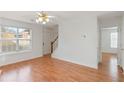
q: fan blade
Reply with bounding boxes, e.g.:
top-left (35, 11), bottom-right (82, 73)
top-left (36, 12), bottom-right (42, 16)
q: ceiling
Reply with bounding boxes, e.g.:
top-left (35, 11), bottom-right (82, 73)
top-left (0, 11), bottom-right (123, 26)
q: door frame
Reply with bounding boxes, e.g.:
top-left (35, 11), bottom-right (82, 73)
top-left (117, 25), bottom-right (121, 66)
top-left (97, 26), bottom-right (121, 65)
top-left (42, 26), bottom-right (51, 56)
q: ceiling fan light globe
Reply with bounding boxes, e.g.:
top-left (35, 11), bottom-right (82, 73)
top-left (42, 21), bottom-right (46, 24)
top-left (39, 17), bottom-right (43, 22)
top-left (46, 18), bottom-right (49, 22)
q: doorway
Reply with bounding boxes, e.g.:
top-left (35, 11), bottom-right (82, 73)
top-left (98, 26), bottom-right (123, 76)
top-left (42, 25), bottom-right (58, 56)
top-left (100, 26), bottom-right (118, 63)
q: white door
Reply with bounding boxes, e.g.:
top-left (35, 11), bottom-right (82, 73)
top-left (43, 30), bottom-right (51, 55)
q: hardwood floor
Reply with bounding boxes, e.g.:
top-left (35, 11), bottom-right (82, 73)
top-left (0, 53), bottom-right (124, 82)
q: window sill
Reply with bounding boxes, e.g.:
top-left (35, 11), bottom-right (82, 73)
top-left (0, 50), bottom-right (32, 56)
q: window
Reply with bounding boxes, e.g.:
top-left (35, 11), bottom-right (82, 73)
top-left (18, 28), bottom-right (31, 50)
top-left (0, 26), bottom-right (32, 54)
top-left (110, 32), bottom-right (118, 48)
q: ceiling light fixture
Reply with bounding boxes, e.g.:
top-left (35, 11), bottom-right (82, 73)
top-left (36, 11), bottom-right (53, 24)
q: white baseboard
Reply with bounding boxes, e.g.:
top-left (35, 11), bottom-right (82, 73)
top-left (52, 55), bottom-right (98, 69)
top-left (0, 55), bottom-right (43, 67)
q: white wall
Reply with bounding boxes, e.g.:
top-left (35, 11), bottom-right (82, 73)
top-left (101, 28), bottom-right (118, 54)
top-left (0, 18), bottom-right (43, 66)
top-left (121, 16), bottom-right (124, 70)
top-left (49, 25), bottom-right (58, 42)
top-left (52, 15), bottom-right (98, 69)
top-left (99, 17), bottom-right (121, 28)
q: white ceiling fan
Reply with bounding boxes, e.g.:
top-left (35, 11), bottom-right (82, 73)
top-left (36, 11), bottom-right (55, 24)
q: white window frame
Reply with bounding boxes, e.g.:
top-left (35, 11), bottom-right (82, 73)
top-left (110, 32), bottom-right (118, 49)
top-left (0, 25), bottom-right (32, 55)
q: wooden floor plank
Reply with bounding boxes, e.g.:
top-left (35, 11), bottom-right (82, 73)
top-left (0, 53), bottom-right (124, 82)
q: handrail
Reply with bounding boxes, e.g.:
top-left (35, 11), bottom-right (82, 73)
top-left (51, 36), bottom-right (58, 53)
top-left (52, 36), bottom-right (58, 45)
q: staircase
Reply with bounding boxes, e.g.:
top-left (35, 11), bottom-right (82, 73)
top-left (51, 36), bottom-right (58, 53)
